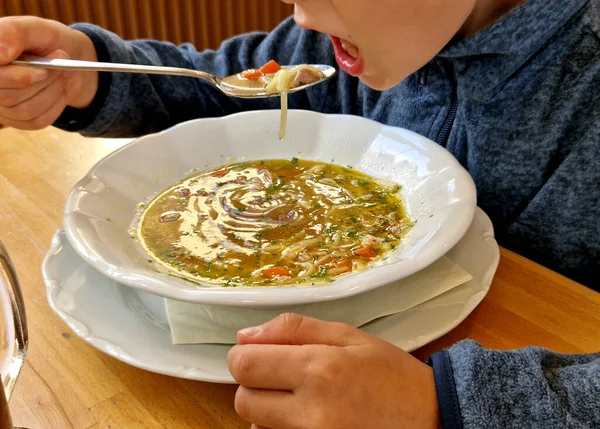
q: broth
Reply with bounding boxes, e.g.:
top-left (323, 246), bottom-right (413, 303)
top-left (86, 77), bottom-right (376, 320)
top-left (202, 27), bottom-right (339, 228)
top-left (137, 159), bottom-right (412, 287)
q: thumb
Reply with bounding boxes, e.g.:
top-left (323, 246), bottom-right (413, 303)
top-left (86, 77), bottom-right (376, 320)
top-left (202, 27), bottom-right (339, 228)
top-left (46, 49), bottom-right (74, 78)
top-left (0, 17), bottom-right (64, 65)
top-left (237, 313), bottom-right (364, 346)
top-left (0, 20), bottom-right (21, 65)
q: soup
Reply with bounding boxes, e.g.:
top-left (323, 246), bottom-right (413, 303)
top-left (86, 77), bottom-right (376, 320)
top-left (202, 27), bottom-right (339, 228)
top-left (137, 159), bottom-right (412, 287)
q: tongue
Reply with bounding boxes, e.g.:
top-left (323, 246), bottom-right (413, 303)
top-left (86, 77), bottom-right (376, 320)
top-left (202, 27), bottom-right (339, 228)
top-left (340, 39), bottom-right (359, 59)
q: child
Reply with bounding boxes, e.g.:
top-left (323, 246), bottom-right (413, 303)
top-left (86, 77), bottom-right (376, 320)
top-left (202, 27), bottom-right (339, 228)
top-left (0, 0), bottom-right (598, 427)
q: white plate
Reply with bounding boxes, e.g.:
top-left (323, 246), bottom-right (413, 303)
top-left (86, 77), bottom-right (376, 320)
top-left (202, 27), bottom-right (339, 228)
top-left (43, 208), bottom-right (498, 383)
top-left (63, 110), bottom-right (476, 307)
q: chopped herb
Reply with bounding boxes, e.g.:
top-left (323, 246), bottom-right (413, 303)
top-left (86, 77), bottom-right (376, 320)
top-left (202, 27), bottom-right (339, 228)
top-left (291, 157), bottom-right (299, 164)
top-left (311, 266), bottom-right (328, 278)
top-left (266, 179), bottom-right (286, 193)
top-left (324, 226), bottom-right (338, 235)
top-left (346, 230), bottom-right (358, 238)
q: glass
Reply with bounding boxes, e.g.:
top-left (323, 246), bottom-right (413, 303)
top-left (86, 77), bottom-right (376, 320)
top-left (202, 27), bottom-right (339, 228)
top-left (0, 240), bottom-right (29, 429)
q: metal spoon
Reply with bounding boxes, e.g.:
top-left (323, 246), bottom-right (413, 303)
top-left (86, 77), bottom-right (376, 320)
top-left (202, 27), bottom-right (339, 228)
top-left (11, 55), bottom-right (336, 99)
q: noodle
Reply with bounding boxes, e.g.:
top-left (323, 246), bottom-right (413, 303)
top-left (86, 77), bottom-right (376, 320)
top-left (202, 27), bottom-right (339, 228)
top-left (236, 61), bottom-right (325, 140)
top-left (279, 91), bottom-right (288, 140)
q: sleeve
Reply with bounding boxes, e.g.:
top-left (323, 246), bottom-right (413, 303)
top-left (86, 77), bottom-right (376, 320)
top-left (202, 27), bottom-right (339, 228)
top-left (428, 340), bottom-right (600, 428)
top-left (54, 16), bottom-right (356, 137)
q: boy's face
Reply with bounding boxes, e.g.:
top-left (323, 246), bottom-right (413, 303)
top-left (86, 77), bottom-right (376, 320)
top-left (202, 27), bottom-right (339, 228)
top-left (281, 0), bottom-right (476, 90)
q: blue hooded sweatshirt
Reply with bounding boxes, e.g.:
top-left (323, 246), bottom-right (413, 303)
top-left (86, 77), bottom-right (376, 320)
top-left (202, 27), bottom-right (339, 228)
top-left (55, 0), bottom-right (600, 427)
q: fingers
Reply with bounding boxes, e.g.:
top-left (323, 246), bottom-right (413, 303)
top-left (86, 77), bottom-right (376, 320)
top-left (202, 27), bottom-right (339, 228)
top-left (0, 48), bottom-right (70, 130)
top-left (228, 344), bottom-right (310, 390)
top-left (0, 65), bottom-right (48, 89)
top-left (0, 75), bottom-right (66, 120)
top-left (235, 386), bottom-right (300, 429)
top-left (0, 17), bottom-right (63, 64)
top-left (237, 313), bottom-right (363, 347)
top-left (0, 49), bottom-right (67, 90)
top-left (0, 91), bottom-right (67, 131)
top-left (0, 73), bottom-right (65, 121)
top-left (0, 72), bottom-right (58, 106)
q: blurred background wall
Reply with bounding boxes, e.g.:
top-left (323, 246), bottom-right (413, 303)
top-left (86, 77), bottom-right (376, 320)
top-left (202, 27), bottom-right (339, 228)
top-left (0, 0), bottom-right (294, 51)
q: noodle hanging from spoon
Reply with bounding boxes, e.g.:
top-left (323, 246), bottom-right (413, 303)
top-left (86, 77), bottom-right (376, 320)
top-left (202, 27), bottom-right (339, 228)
top-left (279, 91), bottom-right (288, 140)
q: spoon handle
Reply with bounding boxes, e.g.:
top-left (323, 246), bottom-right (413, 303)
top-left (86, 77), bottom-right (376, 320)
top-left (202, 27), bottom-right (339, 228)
top-left (11, 54), bottom-right (220, 85)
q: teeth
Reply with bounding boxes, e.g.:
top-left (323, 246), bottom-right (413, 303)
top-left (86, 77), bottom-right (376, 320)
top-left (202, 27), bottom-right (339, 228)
top-left (340, 39), bottom-right (359, 58)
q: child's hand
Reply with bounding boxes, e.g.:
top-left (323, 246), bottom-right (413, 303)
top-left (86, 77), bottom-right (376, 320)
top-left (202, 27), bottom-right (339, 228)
top-left (227, 313), bottom-right (441, 429)
top-left (0, 16), bottom-right (99, 130)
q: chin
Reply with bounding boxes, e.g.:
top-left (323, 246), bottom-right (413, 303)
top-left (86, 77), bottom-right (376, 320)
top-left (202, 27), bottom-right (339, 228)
top-left (358, 74), bottom-right (400, 92)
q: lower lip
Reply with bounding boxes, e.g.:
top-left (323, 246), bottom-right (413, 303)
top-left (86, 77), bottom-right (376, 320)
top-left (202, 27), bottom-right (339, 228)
top-left (329, 36), bottom-right (364, 76)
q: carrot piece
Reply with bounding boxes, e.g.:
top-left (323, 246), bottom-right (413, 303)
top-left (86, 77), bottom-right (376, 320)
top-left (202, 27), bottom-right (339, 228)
top-left (260, 60), bottom-right (282, 74)
top-left (334, 260), bottom-right (352, 269)
top-left (212, 169), bottom-right (230, 177)
top-left (262, 266), bottom-right (291, 278)
top-left (240, 68), bottom-right (263, 80)
top-left (353, 246), bottom-right (377, 258)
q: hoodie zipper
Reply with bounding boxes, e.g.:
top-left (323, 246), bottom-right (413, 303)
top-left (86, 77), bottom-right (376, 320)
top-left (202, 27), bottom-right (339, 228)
top-left (436, 67), bottom-right (458, 147)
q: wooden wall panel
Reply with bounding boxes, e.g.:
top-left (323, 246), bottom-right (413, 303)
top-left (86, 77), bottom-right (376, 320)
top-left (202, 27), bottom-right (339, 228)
top-left (0, 0), bottom-right (294, 50)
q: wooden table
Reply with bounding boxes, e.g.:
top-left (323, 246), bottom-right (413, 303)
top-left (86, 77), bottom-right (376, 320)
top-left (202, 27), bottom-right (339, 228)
top-left (1, 126), bottom-right (599, 429)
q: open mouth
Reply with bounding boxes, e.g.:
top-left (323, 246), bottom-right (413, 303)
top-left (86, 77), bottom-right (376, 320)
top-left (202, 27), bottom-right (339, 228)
top-left (329, 36), bottom-right (364, 77)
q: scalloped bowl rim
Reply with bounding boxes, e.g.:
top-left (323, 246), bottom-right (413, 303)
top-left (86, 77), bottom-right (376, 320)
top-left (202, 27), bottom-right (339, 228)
top-left (63, 110), bottom-right (476, 307)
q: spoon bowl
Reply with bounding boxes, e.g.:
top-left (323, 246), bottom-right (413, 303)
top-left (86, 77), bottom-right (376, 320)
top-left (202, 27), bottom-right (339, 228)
top-left (12, 55), bottom-right (336, 99)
